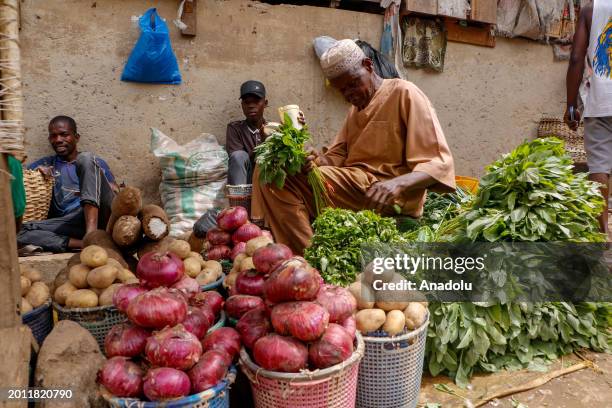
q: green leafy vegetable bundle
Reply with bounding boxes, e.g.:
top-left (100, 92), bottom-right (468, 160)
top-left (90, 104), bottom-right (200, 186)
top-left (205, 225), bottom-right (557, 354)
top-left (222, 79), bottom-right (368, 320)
top-left (254, 114), bottom-right (331, 215)
top-left (421, 137), bottom-right (610, 386)
top-left (464, 137), bottom-right (605, 242)
top-left (304, 208), bottom-right (403, 286)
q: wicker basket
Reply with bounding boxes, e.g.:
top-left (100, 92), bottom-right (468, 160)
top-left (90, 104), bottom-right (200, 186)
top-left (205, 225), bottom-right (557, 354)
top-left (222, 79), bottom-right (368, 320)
top-left (239, 333), bottom-right (364, 408)
top-left (226, 184), bottom-right (252, 216)
top-left (22, 169), bottom-right (54, 222)
top-left (537, 115), bottom-right (587, 163)
top-left (103, 366), bottom-right (237, 408)
top-left (22, 300), bottom-right (53, 345)
top-left (53, 302), bottom-right (127, 351)
top-left (356, 315), bottom-right (429, 408)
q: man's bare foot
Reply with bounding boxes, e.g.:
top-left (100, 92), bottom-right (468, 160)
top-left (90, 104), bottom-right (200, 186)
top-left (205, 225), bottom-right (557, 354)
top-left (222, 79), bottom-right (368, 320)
top-left (68, 238), bottom-right (83, 250)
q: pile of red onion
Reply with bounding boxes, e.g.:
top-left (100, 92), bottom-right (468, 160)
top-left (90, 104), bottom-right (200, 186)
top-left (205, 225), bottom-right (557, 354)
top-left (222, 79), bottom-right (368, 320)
top-left (98, 246), bottom-right (239, 402)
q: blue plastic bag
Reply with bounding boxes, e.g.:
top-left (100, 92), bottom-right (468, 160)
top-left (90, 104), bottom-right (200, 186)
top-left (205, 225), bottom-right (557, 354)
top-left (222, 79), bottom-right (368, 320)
top-left (121, 8), bottom-right (182, 84)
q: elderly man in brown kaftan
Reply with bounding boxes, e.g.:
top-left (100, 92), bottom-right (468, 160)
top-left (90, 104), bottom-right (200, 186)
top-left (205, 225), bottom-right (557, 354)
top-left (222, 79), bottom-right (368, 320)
top-left (252, 39), bottom-right (455, 255)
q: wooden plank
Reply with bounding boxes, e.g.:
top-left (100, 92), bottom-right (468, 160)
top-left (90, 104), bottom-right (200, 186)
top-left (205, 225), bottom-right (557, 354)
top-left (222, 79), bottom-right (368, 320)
top-left (470, 0), bottom-right (497, 24)
top-left (0, 326), bottom-right (31, 408)
top-left (404, 0), bottom-right (437, 15)
top-left (438, 0), bottom-right (469, 19)
top-left (445, 20), bottom-right (496, 47)
top-left (180, 0), bottom-right (197, 37)
top-left (0, 154), bottom-right (20, 328)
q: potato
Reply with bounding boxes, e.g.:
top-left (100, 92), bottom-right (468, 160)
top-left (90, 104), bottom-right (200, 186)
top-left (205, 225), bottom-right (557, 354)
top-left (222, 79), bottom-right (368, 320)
top-left (21, 265), bottom-right (43, 282)
top-left (125, 278), bottom-right (140, 285)
top-left (69, 264), bottom-right (91, 289)
top-left (21, 298), bottom-right (33, 314)
top-left (80, 245), bottom-right (109, 268)
top-left (26, 282), bottom-right (50, 308)
top-left (87, 265), bottom-right (118, 289)
top-left (66, 289), bottom-right (99, 308)
top-left (117, 268), bottom-right (137, 283)
top-left (348, 281), bottom-right (375, 309)
top-left (112, 215), bottom-right (142, 247)
top-left (189, 252), bottom-right (204, 263)
top-left (232, 253), bottom-right (247, 271)
top-left (382, 310), bottom-right (406, 336)
top-left (168, 240), bottom-right (191, 259)
top-left (106, 258), bottom-right (123, 270)
top-left (246, 236), bottom-right (273, 256)
top-left (223, 269), bottom-right (240, 289)
top-left (196, 269), bottom-right (218, 286)
top-left (90, 287), bottom-right (103, 296)
top-left (404, 303), bottom-right (428, 330)
top-left (54, 282), bottom-right (78, 306)
top-left (355, 309), bottom-right (386, 333)
top-left (183, 257), bottom-right (202, 278)
top-left (362, 260), bottom-right (396, 285)
top-left (99, 283), bottom-right (123, 306)
top-left (21, 276), bottom-right (31, 296)
top-left (240, 257), bottom-right (255, 272)
top-left (374, 273), bottom-right (410, 311)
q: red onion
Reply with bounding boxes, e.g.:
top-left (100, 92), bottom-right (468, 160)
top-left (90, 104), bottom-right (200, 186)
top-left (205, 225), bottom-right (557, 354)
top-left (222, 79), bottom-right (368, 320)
top-left (127, 287), bottom-right (188, 329)
top-left (263, 257), bottom-right (321, 303)
top-left (315, 284), bottom-right (357, 323)
top-left (206, 227), bottom-right (232, 246)
top-left (232, 223), bottom-right (262, 244)
top-left (104, 323), bottom-right (150, 358)
top-left (271, 301), bottom-right (329, 342)
top-left (236, 308), bottom-right (271, 349)
top-left (217, 206), bottom-right (248, 231)
top-left (340, 315), bottom-right (356, 340)
top-left (190, 291), bottom-right (224, 316)
top-left (143, 367), bottom-right (191, 401)
top-left (113, 284), bottom-right (147, 313)
top-left (230, 242), bottom-right (247, 261)
top-left (225, 295), bottom-right (265, 320)
top-left (308, 323), bottom-right (353, 369)
top-left (188, 350), bottom-right (230, 393)
top-left (97, 356), bottom-right (144, 398)
top-left (201, 327), bottom-right (241, 360)
top-left (145, 325), bottom-right (202, 370)
top-left (171, 275), bottom-right (200, 299)
top-left (235, 270), bottom-right (265, 296)
top-left (207, 245), bottom-right (231, 261)
top-left (229, 284), bottom-right (240, 297)
top-left (253, 243), bottom-right (293, 275)
top-left (253, 334), bottom-right (308, 372)
top-left (261, 230), bottom-right (274, 241)
top-left (183, 307), bottom-right (213, 339)
top-left (137, 252), bottom-right (184, 288)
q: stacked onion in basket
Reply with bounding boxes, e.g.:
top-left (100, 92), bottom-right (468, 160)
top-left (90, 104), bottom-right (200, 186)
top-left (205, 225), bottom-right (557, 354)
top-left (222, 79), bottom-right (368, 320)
top-left (224, 240), bottom-right (359, 372)
top-left (97, 250), bottom-right (238, 401)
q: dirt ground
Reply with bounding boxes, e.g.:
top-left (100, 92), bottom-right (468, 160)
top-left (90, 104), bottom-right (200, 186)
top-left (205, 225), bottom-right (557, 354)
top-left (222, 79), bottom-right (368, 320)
top-left (419, 351), bottom-right (611, 408)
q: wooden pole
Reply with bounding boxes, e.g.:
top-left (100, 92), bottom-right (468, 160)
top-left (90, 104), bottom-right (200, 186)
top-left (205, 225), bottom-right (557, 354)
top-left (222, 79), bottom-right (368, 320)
top-left (0, 1), bottom-right (29, 405)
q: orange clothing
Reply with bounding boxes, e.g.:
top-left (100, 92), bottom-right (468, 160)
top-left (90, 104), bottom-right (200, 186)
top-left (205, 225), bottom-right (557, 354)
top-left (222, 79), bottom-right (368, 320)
top-left (252, 79), bottom-right (455, 254)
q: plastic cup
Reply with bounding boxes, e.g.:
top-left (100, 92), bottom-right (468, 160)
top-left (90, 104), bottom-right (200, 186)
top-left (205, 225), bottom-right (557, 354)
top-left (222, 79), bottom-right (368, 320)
top-left (278, 104), bottom-right (302, 130)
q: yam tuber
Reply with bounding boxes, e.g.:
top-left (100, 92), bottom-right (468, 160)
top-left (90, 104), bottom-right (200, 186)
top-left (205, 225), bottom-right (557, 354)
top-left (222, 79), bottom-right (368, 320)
top-left (140, 204), bottom-right (170, 241)
top-left (111, 215), bottom-right (142, 247)
top-left (106, 186), bottom-right (142, 233)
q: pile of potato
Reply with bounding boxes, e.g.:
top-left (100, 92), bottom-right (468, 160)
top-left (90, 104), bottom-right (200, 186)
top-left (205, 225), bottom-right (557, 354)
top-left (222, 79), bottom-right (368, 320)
top-left (348, 264), bottom-right (428, 336)
top-left (54, 245), bottom-right (139, 309)
top-left (164, 239), bottom-right (224, 286)
top-left (21, 265), bottom-right (50, 314)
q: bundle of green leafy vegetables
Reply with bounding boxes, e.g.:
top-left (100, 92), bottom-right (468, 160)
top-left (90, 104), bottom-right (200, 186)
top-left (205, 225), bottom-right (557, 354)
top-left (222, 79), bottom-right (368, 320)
top-left (254, 114), bottom-right (331, 215)
top-left (420, 137), bottom-right (610, 386)
top-left (304, 208), bottom-right (403, 286)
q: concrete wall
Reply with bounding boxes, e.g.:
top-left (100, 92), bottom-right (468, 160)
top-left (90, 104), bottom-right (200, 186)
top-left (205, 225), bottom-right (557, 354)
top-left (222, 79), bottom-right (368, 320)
top-left (20, 0), bottom-right (567, 203)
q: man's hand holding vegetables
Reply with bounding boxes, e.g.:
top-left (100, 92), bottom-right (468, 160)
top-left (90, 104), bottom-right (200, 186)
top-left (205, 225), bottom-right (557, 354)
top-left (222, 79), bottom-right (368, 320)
top-left (252, 39), bottom-right (455, 254)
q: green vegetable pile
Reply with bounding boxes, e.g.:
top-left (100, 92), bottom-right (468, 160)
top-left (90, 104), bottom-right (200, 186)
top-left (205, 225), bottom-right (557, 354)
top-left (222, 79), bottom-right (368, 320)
top-left (423, 138), bottom-right (609, 386)
top-left (463, 137), bottom-right (605, 242)
top-left (254, 114), bottom-right (331, 215)
top-left (304, 208), bottom-right (403, 286)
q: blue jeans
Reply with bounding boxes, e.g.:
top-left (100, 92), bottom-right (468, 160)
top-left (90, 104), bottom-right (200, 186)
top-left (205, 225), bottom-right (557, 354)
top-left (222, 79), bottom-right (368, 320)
top-left (228, 150), bottom-right (253, 185)
top-left (17, 152), bottom-right (115, 252)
